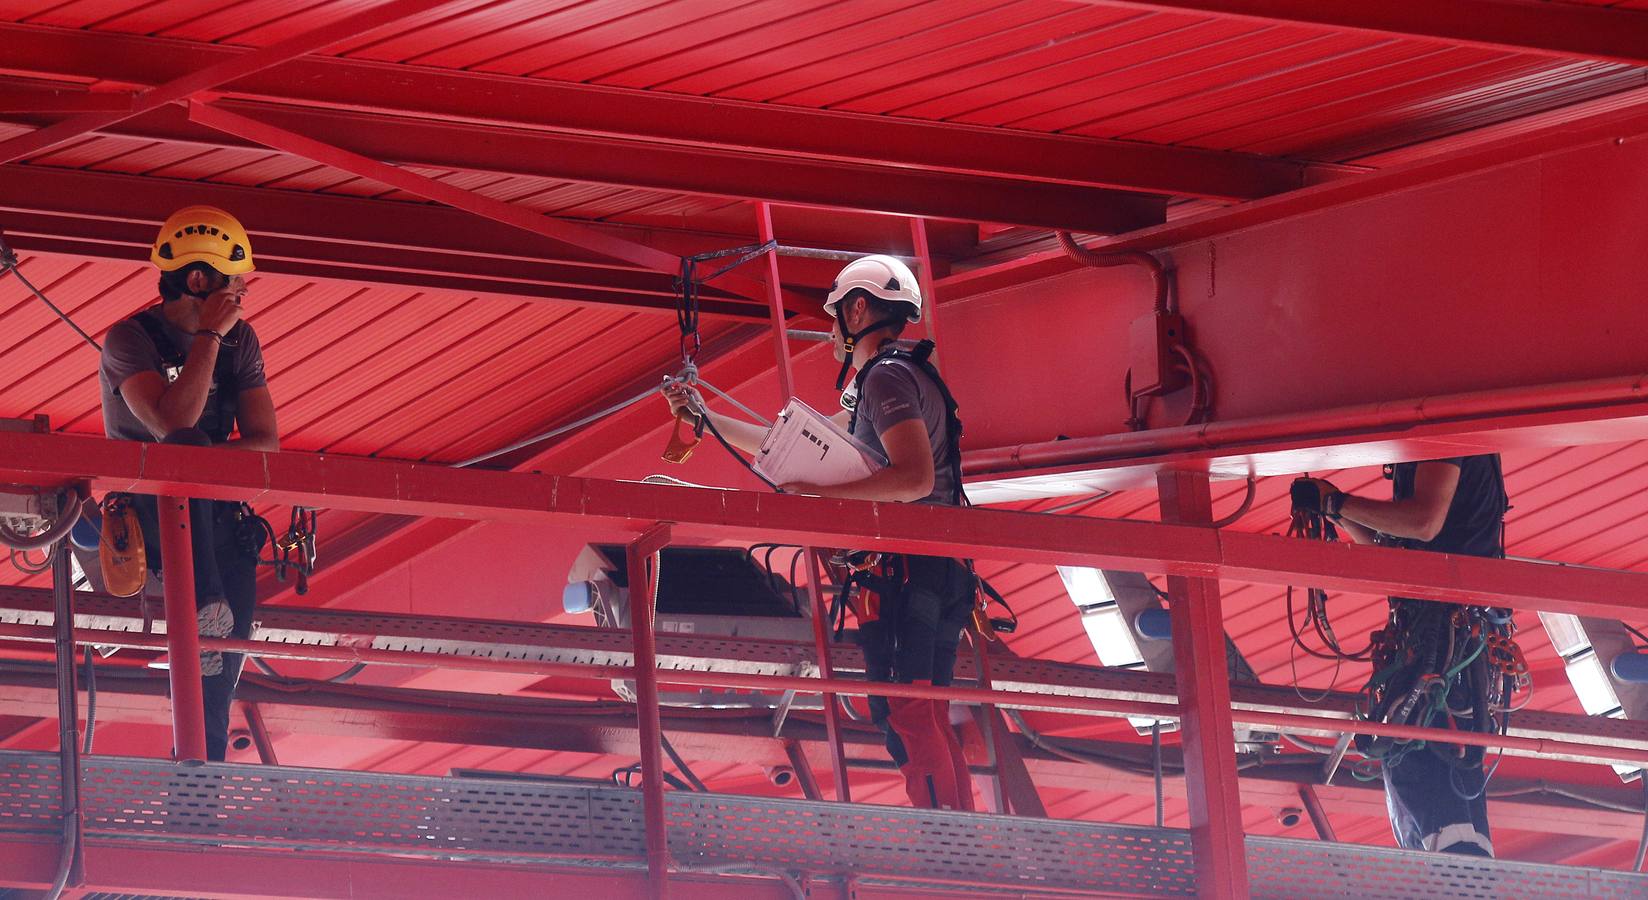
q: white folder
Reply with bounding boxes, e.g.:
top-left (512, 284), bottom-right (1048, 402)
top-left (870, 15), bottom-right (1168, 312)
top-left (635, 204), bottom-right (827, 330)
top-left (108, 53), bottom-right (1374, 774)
top-left (753, 398), bottom-right (887, 488)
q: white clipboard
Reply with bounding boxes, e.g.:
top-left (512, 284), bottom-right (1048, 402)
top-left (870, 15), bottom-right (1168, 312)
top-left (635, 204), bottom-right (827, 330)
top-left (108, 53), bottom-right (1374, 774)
top-left (753, 398), bottom-right (887, 488)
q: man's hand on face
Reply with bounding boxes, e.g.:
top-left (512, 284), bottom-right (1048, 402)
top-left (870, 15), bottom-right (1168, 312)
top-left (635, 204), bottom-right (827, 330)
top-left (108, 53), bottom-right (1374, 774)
top-left (198, 276), bottom-right (246, 337)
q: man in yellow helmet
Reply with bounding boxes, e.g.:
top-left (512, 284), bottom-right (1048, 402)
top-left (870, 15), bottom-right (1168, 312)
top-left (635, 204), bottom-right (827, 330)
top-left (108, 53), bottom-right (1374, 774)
top-left (98, 205), bottom-right (279, 761)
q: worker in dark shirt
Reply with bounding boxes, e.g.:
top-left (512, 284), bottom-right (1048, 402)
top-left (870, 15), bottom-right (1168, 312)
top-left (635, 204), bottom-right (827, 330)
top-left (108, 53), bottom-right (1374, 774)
top-left (98, 205), bottom-right (279, 761)
top-left (663, 254), bottom-right (976, 810)
top-left (1294, 456), bottom-right (1512, 856)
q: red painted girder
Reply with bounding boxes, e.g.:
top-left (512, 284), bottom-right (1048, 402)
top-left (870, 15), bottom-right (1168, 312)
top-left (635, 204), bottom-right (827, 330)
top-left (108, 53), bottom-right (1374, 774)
top-left (0, 88), bottom-right (131, 114)
top-left (1081, 0), bottom-right (1648, 67)
top-left (8, 431), bottom-right (1648, 620)
top-left (1, 664), bottom-right (1642, 844)
top-left (185, 101), bottom-right (844, 309)
top-left (5, 619), bottom-right (1642, 769)
top-left (254, 324), bottom-right (775, 611)
top-left (0, 836), bottom-right (807, 900)
top-left (963, 378), bottom-right (1648, 495)
top-left (941, 88), bottom-right (1648, 300)
top-left (0, 0), bottom-right (466, 165)
top-left (138, 99), bottom-right (1165, 234)
top-left (1158, 472), bottom-right (1248, 899)
top-left (0, 166), bottom-right (813, 321)
top-left (0, 22), bottom-right (1328, 202)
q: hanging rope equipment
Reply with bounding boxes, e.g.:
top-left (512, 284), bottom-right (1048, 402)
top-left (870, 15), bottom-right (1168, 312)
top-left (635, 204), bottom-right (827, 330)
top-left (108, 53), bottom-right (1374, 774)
top-left (661, 240), bottom-right (783, 491)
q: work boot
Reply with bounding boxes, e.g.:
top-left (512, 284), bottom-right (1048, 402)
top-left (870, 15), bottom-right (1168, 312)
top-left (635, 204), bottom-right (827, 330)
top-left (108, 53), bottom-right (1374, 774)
top-left (887, 684), bottom-right (966, 810)
top-left (933, 700), bottom-right (975, 812)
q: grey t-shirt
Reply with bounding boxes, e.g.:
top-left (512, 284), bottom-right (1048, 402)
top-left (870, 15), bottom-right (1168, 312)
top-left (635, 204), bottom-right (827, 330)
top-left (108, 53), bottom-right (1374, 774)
top-left (99, 307), bottom-right (267, 442)
top-left (848, 342), bottom-right (960, 506)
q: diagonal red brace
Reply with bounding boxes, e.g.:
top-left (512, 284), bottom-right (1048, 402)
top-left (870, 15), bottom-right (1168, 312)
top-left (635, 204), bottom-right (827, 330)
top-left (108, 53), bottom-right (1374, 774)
top-left (0, 0), bottom-right (466, 165)
top-left (626, 523), bottom-right (674, 900)
top-left (186, 101), bottom-right (806, 314)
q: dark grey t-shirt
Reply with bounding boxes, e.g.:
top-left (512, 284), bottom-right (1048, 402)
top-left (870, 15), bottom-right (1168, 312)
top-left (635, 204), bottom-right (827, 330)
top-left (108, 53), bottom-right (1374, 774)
top-left (98, 307), bottom-right (267, 442)
top-left (848, 342), bottom-right (959, 506)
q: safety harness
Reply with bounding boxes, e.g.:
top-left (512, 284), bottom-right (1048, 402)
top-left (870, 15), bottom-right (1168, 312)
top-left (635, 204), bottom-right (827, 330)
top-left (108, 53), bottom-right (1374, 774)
top-left (830, 340), bottom-right (1022, 638)
top-left (130, 309), bottom-right (240, 443)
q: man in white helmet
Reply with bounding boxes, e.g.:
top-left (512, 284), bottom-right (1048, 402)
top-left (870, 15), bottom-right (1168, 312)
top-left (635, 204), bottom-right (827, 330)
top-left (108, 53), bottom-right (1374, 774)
top-left (663, 254), bottom-right (976, 810)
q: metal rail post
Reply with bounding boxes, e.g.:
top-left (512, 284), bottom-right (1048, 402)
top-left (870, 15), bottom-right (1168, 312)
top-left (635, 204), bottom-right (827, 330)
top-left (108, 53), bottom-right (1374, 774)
top-left (1158, 470), bottom-right (1250, 900)
top-left (908, 218), bottom-right (942, 355)
top-left (626, 523), bottom-right (674, 900)
top-left (157, 497), bottom-right (207, 762)
top-left (51, 542), bottom-right (85, 890)
top-left (756, 201), bottom-right (852, 801)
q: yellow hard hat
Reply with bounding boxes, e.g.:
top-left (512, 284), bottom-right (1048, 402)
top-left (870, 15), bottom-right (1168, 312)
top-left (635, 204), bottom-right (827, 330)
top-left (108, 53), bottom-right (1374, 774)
top-left (150, 205), bottom-right (254, 275)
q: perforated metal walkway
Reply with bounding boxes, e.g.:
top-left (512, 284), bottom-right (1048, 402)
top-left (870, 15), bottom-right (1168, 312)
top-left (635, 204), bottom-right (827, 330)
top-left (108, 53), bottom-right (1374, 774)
top-left (0, 751), bottom-right (1642, 898)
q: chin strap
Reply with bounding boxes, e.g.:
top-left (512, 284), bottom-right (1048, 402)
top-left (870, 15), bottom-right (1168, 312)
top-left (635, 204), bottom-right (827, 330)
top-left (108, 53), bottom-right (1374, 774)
top-left (834, 316), bottom-right (906, 392)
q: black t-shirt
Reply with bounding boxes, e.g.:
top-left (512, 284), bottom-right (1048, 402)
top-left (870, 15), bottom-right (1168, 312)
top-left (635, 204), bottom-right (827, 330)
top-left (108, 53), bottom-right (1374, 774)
top-left (1388, 454), bottom-right (1506, 558)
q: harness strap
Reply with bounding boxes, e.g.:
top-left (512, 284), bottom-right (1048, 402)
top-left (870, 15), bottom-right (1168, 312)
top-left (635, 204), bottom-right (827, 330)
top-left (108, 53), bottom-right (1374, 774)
top-left (132, 309), bottom-right (239, 442)
top-left (847, 340), bottom-right (966, 507)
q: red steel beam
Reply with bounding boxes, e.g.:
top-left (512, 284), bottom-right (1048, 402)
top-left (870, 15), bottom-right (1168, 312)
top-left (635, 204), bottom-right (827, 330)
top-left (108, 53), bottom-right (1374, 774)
top-left (115, 99), bottom-right (1171, 234)
top-left (1083, 0), bottom-right (1648, 67)
top-left (941, 89), bottom-right (1648, 301)
top-left (4, 620), bottom-right (1644, 769)
top-left (253, 325), bottom-right (777, 611)
top-left (8, 431), bottom-right (1648, 621)
top-left (0, 836), bottom-right (805, 900)
top-left (0, 0), bottom-right (463, 165)
top-left (755, 203), bottom-right (851, 800)
top-left (0, 167), bottom-right (779, 320)
top-left (0, 88), bottom-right (131, 114)
top-left (1158, 471), bottom-right (1248, 900)
top-left (186, 101), bottom-right (826, 310)
top-left (2, 662), bottom-right (1639, 843)
top-left (156, 497), bottom-right (207, 763)
top-left (626, 524), bottom-right (675, 899)
top-left (0, 22), bottom-right (1324, 202)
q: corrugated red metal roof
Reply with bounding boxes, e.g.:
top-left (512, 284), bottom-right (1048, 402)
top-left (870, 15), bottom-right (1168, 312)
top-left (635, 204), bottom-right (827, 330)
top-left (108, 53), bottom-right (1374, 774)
top-left (6, 0), bottom-right (1648, 873)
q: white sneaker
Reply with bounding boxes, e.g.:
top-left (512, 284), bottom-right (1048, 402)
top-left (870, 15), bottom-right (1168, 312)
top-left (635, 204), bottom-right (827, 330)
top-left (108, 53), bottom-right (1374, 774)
top-left (197, 600), bottom-right (234, 677)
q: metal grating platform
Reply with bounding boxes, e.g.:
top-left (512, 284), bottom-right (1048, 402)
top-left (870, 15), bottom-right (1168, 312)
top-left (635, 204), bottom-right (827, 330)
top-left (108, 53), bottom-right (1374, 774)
top-left (2, 751), bottom-right (1644, 898)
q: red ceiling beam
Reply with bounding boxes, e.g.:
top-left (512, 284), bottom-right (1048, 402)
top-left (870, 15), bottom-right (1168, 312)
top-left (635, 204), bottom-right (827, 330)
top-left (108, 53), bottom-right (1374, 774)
top-left (47, 98), bottom-right (1172, 234)
top-left (186, 101), bottom-right (831, 310)
top-left (0, 22), bottom-right (1324, 202)
top-left (7, 431), bottom-right (1648, 621)
top-left (1083, 0), bottom-right (1648, 67)
top-left (0, 836), bottom-right (808, 900)
top-left (0, 88), bottom-right (131, 114)
top-left (0, 0), bottom-right (466, 165)
top-left (254, 325), bottom-right (778, 610)
top-left (0, 167), bottom-right (774, 320)
top-left (0, 664), bottom-right (1637, 843)
top-left (941, 87), bottom-right (1648, 300)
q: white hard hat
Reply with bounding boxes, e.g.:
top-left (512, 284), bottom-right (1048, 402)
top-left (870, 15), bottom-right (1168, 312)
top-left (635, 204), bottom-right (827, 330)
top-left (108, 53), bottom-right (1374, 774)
top-left (824, 254), bottom-right (922, 324)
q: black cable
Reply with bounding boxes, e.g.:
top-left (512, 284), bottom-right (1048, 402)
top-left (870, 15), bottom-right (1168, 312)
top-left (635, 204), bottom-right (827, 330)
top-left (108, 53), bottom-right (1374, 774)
top-left (613, 763), bottom-right (692, 792)
top-left (251, 656), bottom-right (366, 684)
top-left (698, 412), bottom-right (781, 491)
top-left (81, 645), bottom-right (95, 755)
top-left (1625, 622), bottom-right (1648, 650)
top-left (0, 247), bottom-right (103, 353)
top-left (660, 732), bottom-right (708, 792)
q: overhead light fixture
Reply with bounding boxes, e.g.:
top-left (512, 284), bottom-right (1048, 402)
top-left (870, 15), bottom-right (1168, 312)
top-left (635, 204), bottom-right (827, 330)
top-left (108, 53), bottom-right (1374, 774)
top-left (1538, 611), bottom-right (1636, 780)
top-left (1058, 566), bottom-right (1162, 732)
